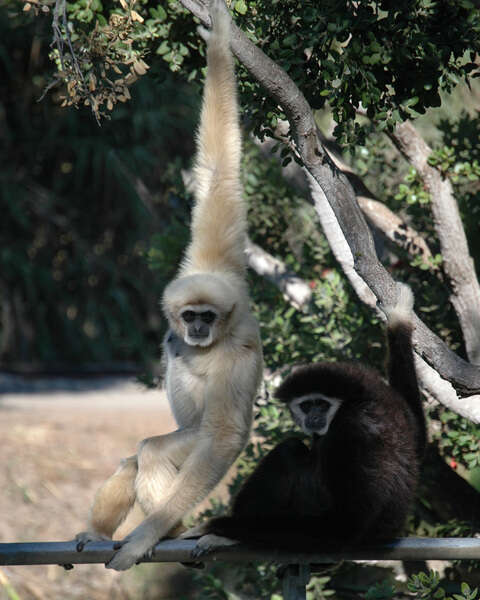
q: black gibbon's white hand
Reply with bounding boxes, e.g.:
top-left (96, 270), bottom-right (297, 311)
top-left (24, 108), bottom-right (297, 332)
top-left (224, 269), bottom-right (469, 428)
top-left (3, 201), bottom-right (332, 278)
top-left (75, 0), bottom-right (263, 571)
top-left (193, 283), bottom-right (425, 552)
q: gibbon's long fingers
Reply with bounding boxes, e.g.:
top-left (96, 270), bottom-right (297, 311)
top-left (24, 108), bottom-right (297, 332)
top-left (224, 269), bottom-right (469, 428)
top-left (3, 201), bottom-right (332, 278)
top-left (185, 0), bottom-right (246, 274)
top-left (87, 456), bottom-right (138, 539)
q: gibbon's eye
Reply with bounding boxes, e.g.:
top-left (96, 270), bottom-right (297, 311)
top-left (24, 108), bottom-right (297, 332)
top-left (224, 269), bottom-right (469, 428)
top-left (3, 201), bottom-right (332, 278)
top-left (181, 310), bottom-right (196, 323)
top-left (201, 311), bottom-right (216, 324)
top-left (300, 400), bottom-right (313, 413)
top-left (315, 399), bottom-right (331, 411)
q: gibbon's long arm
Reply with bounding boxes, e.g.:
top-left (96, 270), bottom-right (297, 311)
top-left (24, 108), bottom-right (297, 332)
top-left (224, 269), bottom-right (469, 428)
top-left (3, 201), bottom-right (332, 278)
top-left (383, 284), bottom-right (426, 456)
top-left (183, 0), bottom-right (246, 275)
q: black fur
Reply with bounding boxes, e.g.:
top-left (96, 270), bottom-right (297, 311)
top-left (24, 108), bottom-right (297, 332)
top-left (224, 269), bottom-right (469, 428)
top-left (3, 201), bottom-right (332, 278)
top-left (203, 317), bottom-right (425, 550)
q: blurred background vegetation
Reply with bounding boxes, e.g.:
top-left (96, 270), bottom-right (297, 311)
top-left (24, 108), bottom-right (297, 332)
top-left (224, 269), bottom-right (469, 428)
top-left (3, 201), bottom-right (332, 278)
top-left (1, 0), bottom-right (480, 598)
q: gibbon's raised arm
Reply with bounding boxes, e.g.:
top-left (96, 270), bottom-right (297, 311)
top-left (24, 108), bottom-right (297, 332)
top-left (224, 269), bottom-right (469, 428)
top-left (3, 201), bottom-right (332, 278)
top-left (382, 283), bottom-right (426, 457)
top-left (183, 3), bottom-right (246, 275)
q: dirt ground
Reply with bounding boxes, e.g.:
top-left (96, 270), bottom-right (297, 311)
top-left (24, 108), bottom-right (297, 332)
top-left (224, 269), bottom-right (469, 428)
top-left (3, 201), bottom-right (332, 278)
top-left (0, 375), bottom-right (203, 600)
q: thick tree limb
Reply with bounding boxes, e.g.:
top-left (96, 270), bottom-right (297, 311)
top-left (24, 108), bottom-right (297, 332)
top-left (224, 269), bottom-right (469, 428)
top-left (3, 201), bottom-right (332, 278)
top-left (304, 171), bottom-right (377, 309)
top-left (392, 121), bottom-right (480, 365)
top-left (414, 355), bottom-right (480, 423)
top-left (315, 128), bottom-right (433, 264)
top-left (177, 0), bottom-right (480, 400)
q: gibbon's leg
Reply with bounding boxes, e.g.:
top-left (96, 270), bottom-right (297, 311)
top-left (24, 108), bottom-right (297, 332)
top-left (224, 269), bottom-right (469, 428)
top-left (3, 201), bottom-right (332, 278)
top-left (134, 430), bottom-right (196, 516)
top-left (76, 456), bottom-right (137, 550)
top-left (77, 431), bottom-right (195, 552)
top-left (381, 282), bottom-right (426, 455)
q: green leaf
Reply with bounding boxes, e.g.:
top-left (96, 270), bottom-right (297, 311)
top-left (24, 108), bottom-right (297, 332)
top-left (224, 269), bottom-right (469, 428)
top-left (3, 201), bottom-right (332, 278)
top-left (156, 40), bottom-right (170, 55)
top-left (234, 0), bottom-right (247, 15)
top-left (405, 96), bottom-right (420, 107)
top-left (283, 34), bottom-right (297, 48)
top-left (156, 5), bottom-right (167, 21)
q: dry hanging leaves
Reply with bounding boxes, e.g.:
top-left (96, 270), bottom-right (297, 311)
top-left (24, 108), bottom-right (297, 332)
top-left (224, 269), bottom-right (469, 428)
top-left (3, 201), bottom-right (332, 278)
top-left (32, 0), bottom-right (149, 121)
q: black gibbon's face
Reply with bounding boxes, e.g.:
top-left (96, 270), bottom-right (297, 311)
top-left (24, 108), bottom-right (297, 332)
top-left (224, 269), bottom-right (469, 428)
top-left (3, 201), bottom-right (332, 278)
top-left (179, 304), bottom-right (221, 347)
top-left (289, 393), bottom-right (343, 436)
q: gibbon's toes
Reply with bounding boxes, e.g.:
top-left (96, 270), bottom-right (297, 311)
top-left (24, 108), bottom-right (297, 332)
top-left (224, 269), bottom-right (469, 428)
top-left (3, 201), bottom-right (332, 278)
top-left (178, 524), bottom-right (209, 539)
top-left (191, 541), bottom-right (211, 559)
top-left (110, 537), bottom-right (158, 564)
top-left (105, 546), bottom-right (137, 571)
top-left (75, 531), bottom-right (109, 552)
top-left (135, 546), bottom-right (156, 564)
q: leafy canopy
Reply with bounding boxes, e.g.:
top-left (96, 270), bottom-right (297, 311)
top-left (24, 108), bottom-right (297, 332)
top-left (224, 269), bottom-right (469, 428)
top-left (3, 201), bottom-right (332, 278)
top-left (17, 0), bottom-right (480, 142)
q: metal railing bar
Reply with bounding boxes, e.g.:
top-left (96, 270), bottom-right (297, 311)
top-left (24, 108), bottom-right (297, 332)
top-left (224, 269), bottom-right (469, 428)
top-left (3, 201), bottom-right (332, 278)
top-left (0, 537), bottom-right (479, 566)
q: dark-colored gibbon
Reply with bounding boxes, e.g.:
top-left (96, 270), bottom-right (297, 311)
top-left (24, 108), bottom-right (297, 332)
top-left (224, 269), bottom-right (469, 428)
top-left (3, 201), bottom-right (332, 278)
top-left (75, 0), bottom-right (263, 570)
top-left (187, 283), bottom-right (425, 554)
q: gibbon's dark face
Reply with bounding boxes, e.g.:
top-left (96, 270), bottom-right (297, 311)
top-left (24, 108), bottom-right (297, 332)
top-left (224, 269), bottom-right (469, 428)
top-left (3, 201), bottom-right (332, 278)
top-left (288, 393), bottom-right (343, 436)
top-left (180, 304), bottom-right (219, 347)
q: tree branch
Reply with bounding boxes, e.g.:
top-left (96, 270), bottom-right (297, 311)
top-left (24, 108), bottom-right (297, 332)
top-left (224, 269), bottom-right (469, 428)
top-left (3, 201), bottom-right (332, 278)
top-left (177, 0), bottom-right (480, 402)
top-left (414, 355), bottom-right (480, 424)
top-left (245, 240), bottom-right (312, 310)
top-left (392, 121), bottom-right (480, 365)
top-left (255, 125), bottom-right (434, 266)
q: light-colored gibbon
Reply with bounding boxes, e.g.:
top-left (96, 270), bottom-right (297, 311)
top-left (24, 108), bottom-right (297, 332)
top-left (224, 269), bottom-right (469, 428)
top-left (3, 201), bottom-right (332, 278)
top-left (75, 0), bottom-right (263, 571)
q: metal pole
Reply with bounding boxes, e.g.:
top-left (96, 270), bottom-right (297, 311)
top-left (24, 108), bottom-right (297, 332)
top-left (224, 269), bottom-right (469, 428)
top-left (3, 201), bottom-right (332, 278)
top-left (0, 538), bottom-right (480, 566)
top-left (282, 565), bottom-right (311, 600)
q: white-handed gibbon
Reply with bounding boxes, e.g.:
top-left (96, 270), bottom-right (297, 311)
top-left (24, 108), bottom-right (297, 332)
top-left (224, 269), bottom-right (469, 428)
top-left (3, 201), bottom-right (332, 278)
top-left (186, 283), bottom-right (425, 555)
top-left (75, 0), bottom-right (263, 571)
